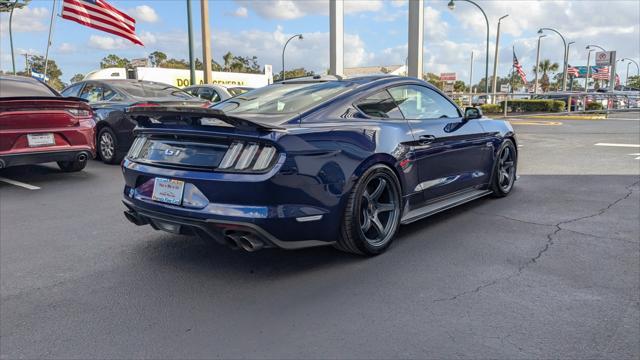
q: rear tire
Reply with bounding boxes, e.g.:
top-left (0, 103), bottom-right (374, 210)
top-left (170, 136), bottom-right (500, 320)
top-left (57, 159), bottom-right (87, 172)
top-left (98, 127), bottom-right (122, 164)
top-left (335, 164), bottom-right (402, 256)
top-left (490, 139), bottom-right (517, 197)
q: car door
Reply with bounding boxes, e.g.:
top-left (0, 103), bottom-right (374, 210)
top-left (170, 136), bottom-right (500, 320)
top-left (388, 85), bottom-right (492, 202)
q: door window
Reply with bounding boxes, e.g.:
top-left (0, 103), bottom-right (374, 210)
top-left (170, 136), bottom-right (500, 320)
top-left (388, 85), bottom-right (460, 119)
top-left (102, 86), bottom-right (123, 101)
top-left (355, 90), bottom-right (403, 118)
top-left (78, 83), bottom-right (103, 103)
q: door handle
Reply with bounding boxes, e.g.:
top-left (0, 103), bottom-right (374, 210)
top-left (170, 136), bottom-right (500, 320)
top-left (419, 135), bottom-right (436, 144)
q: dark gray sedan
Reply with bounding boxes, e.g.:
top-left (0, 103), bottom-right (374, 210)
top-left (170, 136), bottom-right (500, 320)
top-left (61, 80), bottom-right (208, 164)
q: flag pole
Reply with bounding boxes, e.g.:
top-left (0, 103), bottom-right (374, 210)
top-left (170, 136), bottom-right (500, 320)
top-left (43, 0), bottom-right (58, 83)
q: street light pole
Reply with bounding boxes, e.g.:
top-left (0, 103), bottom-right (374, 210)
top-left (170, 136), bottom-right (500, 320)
top-left (567, 41), bottom-right (575, 90)
top-left (186, 0), bottom-right (196, 86)
top-left (281, 34), bottom-right (303, 81)
top-left (621, 58), bottom-right (640, 82)
top-left (9, 0), bottom-right (19, 75)
top-left (534, 35), bottom-right (545, 94)
top-left (469, 51), bottom-right (474, 106)
top-left (491, 14), bottom-right (508, 103)
top-left (538, 27), bottom-right (568, 91)
top-left (448, 0), bottom-right (490, 96)
top-left (585, 48), bottom-right (594, 91)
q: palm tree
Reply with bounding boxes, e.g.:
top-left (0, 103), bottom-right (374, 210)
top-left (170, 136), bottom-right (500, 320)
top-left (532, 59), bottom-right (559, 92)
top-left (222, 51), bottom-right (234, 71)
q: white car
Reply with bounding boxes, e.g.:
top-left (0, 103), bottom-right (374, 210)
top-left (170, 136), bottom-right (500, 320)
top-left (183, 84), bottom-right (254, 103)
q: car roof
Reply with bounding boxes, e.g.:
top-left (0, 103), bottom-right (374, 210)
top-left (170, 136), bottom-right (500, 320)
top-left (1, 74), bottom-right (42, 84)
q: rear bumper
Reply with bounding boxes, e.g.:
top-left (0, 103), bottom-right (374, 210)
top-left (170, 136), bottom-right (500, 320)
top-left (122, 198), bottom-right (333, 251)
top-left (0, 148), bottom-right (94, 169)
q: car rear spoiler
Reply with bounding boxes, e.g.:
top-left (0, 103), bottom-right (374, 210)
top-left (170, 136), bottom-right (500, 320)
top-left (125, 106), bottom-right (286, 132)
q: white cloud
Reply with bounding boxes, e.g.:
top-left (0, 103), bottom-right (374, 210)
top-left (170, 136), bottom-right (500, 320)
top-left (88, 35), bottom-right (129, 50)
top-left (127, 5), bottom-right (159, 23)
top-left (57, 43), bottom-right (76, 54)
top-left (0, 6), bottom-right (49, 33)
top-left (212, 26), bottom-right (373, 72)
top-left (232, 7), bottom-right (248, 17)
top-left (235, 0), bottom-right (383, 20)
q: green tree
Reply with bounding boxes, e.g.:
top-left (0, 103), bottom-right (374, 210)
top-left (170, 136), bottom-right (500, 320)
top-left (453, 80), bottom-right (468, 92)
top-left (148, 51), bottom-right (167, 67)
top-left (626, 75), bottom-right (640, 89)
top-left (69, 73), bottom-right (84, 83)
top-left (19, 55), bottom-right (64, 90)
top-left (0, 0), bottom-right (30, 12)
top-left (423, 73), bottom-right (443, 90)
top-left (273, 68), bottom-right (314, 81)
top-left (222, 51), bottom-right (234, 71)
top-left (100, 54), bottom-right (130, 68)
top-left (162, 58), bottom-right (189, 69)
top-left (532, 59), bottom-right (559, 92)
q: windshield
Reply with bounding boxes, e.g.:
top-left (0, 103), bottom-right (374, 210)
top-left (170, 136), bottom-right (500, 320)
top-left (213, 81), bottom-right (354, 114)
top-left (1, 77), bottom-right (59, 97)
top-left (115, 82), bottom-right (193, 99)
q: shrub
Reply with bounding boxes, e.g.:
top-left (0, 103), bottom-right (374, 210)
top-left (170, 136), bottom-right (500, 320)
top-left (498, 99), bottom-right (566, 113)
top-left (480, 104), bottom-right (502, 113)
top-left (586, 102), bottom-right (604, 111)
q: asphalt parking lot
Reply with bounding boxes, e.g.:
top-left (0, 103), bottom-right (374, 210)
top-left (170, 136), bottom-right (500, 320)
top-left (1, 113), bottom-right (639, 359)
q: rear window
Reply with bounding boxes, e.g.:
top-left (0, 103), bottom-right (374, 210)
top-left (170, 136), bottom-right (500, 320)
top-left (0, 77), bottom-right (59, 97)
top-left (114, 82), bottom-right (193, 99)
top-left (227, 87), bottom-right (253, 96)
top-left (213, 81), bottom-right (354, 114)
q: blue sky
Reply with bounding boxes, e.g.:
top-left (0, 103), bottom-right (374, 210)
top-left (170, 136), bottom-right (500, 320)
top-left (1, 0), bottom-right (639, 84)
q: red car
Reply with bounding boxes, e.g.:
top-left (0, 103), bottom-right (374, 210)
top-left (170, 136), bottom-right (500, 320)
top-left (0, 75), bottom-right (96, 172)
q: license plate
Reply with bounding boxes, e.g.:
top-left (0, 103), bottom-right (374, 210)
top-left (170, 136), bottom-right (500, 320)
top-left (152, 178), bottom-right (185, 205)
top-left (27, 133), bottom-right (55, 147)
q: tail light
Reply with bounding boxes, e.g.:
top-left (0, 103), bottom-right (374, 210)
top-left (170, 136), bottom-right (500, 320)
top-left (218, 141), bottom-right (278, 171)
top-left (66, 108), bottom-right (93, 117)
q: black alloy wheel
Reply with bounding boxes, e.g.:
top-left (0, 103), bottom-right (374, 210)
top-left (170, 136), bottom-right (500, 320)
top-left (337, 164), bottom-right (402, 255)
top-left (491, 139), bottom-right (517, 197)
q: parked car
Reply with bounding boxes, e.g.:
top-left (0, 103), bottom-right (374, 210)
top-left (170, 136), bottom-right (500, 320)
top-left (183, 84), bottom-right (255, 103)
top-left (121, 75), bottom-right (518, 256)
top-left (0, 75), bottom-right (95, 171)
top-left (61, 79), bottom-right (208, 164)
top-left (471, 95), bottom-right (488, 106)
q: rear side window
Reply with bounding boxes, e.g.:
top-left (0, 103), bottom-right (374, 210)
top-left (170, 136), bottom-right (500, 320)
top-left (389, 85), bottom-right (460, 119)
top-left (0, 77), bottom-right (58, 97)
top-left (61, 83), bottom-right (83, 97)
top-left (197, 87), bottom-right (220, 102)
top-left (79, 83), bottom-right (103, 103)
top-left (355, 90), bottom-right (403, 119)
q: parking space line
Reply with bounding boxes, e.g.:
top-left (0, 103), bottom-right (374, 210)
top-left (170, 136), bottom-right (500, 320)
top-left (595, 143), bottom-right (640, 148)
top-left (0, 177), bottom-right (41, 190)
top-left (628, 153), bottom-right (640, 160)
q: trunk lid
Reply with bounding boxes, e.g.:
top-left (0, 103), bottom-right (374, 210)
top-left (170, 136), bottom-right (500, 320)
top-left (0, 97), bottom-right (92, 130)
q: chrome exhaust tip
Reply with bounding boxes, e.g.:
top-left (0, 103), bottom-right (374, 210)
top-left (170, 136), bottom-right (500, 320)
top-left (0, 159), bottom-right (5, 169)
top-left (123, 210), bottom-right (147, 226)
top-left (237, 234), bottom-right (264, 252)
top-left (77, 153), bottom-right (88, 162)
top-left (226, 233), bottom-right (264, 252)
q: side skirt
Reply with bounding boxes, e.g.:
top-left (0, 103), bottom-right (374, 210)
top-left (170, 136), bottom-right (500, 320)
top-left (400, 189), bottom-right (492, 225)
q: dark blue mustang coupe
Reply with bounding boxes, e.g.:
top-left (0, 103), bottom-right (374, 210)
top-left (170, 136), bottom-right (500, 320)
top-left (121, 75), bottom-right (517, 256)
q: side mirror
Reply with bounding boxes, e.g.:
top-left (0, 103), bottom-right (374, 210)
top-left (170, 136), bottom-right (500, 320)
top-left (464, 107), bottom-right (483, 120)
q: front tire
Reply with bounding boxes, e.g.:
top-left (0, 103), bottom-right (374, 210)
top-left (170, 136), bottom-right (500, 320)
top-left (336, 164), bottom-right (402, 256)
top-left (98, 127), bottom-right (122, 164)
top-left (490, 139), bottom-right (517, 197)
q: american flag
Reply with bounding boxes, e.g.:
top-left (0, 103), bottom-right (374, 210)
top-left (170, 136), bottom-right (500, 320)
top-left (592, 66), bottom-right (610, 80)
top-left (62, 0), bottom-right (143, 46)
top-left (513, 49), bottom-right (527, 83)
top-left (567, 66), bottom-right (580, 78)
